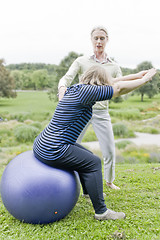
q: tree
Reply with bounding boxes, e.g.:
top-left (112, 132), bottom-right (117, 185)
top-left (48, 51), bottom-right (82, 100)
top-left (7, 63), bottom-right (57, 73)
top-left (135, 61), bottom-right (159, 101)
top-left (20, 71), bottom-right (34, 90)
top-left (11, 70), bottom-right (23, 89)
top-left (31, 70), bottom-right (49, 90)
top-left (56, 51), bottom-right (82, 82)
top-left (0, 59), bottom-right (16, 98)
top-left (59, 51), bottom-right (82, 69)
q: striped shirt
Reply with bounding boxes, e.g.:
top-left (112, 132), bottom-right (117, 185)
top-left (33, 84), bottom-right (113, 160)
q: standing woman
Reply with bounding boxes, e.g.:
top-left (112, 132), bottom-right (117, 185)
top-left (58, 26), bottom-right (122, 190)
top-left (33, 66), bottom-right (156, 220)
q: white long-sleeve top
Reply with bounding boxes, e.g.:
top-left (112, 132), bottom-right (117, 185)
top-left (58, 55), bottom-right (122, 110)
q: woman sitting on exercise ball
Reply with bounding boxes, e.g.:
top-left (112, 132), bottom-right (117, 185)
top-left (33, 66), bottom-right (156, 220)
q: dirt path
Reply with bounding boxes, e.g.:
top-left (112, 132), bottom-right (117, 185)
top-left (82, 132), bottom-right (160, 151)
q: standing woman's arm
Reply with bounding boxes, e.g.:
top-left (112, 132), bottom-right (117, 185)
top-left (58, 58), bottom-right (81, 100)
top-left (112, 68), bottom-right (157, 97)
top-left (112, 70), bottom-right (149, 83)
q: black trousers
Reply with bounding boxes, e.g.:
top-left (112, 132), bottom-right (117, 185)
top-left (34, 143), bottom-right (107, 214)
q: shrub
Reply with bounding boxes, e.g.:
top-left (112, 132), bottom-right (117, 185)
top-left (125, 151), bottom-right (150, 164)
top-left (0, 129), bottom-right (16, 147)
top-left (120, 145), bottom-right (160, 164)
top-left (115, 155), bottom-right (125, 164)
top-left (110, 109), bottom-right (141, 120)
top-left (10, 112), bottom-right (31, 122)
top-left (0, 129), bottom-right (12, 137)
top-left (24, 119), bottom-right (33, 124)
top-left (148, 153), bottom-right (160, 163)
top-left (81, 125), bottom-right (97, 142)
top-left (30, 121), bottom-right (42, 130)
top-left (113, 123), bottom-right (128, 137)
top-left (111, 96), bottom-right (123, 103)
top-left (0, 111), bottom-right (10, 121)
top-left (141, 127), bottom-right (159, 134)
top-left (14, 125), bottom-right (40, 142)
top-left (29, 111), bottom-right (52, 122)
top-left (1, 111), bottom-right (52, 122)
top-left (115, 140), bottom-right (132, 149)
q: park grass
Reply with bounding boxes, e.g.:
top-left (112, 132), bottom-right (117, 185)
top-left (109, 93), bottom-right (160, 124)
top-left (0, 92), bottom-right (160, 122)
top-left (0, 91), bottom-right (55, 114)
top-left (0, 91), bottom-right (160, 239)
top-left (0, 91), bottom-right (57, 122)
top-left (0, 161), bottom-right (160, 240)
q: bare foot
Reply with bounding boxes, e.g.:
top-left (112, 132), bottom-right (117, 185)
top-left (106, 182), bottom-right (120, 190)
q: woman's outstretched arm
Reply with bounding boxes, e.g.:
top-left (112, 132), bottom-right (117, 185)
top-left (112, 68), bottom-right (157, 97)
top-left (112, 70), bottom-right (149, 83)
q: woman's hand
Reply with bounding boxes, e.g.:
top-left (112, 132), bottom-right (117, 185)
top-left (142, 68), bottom-right (157, 83)
top-left (136, 70), bottom-right (149, 79)
top-left (112, 68), bottom-right (157, 98)
top-left (58, 86), bottom-right (67, 101)
top-left (113, 69), bottom-right (153, 83)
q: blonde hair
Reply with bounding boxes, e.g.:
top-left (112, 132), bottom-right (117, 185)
top-left (80, 66), bottom-right (112, 86)
top-left (91, 26), bottom-right (108, 38)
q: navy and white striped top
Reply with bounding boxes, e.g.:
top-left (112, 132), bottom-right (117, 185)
top-left (33, 84), bottom-right (113, 160)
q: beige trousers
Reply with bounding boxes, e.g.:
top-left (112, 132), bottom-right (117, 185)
top-left (77, 109), bottom-right (115, 183)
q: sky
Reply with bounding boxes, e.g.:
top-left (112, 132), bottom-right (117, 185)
top-left (0, 0), bottom-right (160, 69)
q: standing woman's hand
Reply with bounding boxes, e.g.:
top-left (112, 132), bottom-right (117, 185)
top-left (136, 70), bottom-right (149, 79)
top-left (58, 86), bottom-right (67, 101)
top-left (142, 68), bottom-right (157, 83)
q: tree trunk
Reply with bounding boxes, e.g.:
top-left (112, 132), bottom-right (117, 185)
top-left (141, 93), bottom-right (144, 102)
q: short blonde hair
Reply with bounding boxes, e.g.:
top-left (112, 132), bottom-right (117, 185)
top-left (91, 26), bottom-right (108, 38)
top-left (80, 66), bottom-right (112, 86)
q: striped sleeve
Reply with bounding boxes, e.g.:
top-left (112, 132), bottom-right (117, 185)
top-left (79, 85), bottom-right (113, 104)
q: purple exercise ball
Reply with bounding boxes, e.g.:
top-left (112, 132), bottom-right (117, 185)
top-left (0, 151), bottom-right (80, 224)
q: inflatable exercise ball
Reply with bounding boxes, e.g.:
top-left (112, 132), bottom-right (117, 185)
top-left (0, 151), bottom-right (80, 224)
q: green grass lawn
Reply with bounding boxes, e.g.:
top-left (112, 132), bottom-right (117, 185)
top-left (0, 91), bottom-right (57, 122)
top-left (110, 93), bottom-right (160, 110)
top-left (0, 92), bottom-right (160, 121)
top-left (0, 92), bottom-right (160, 239)
top-left (0, 91), bottom-right (55, 114)
top-left (0, 163), bottom-right (160, 240)
top-left (109, 93), bottom-right (160, 122)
